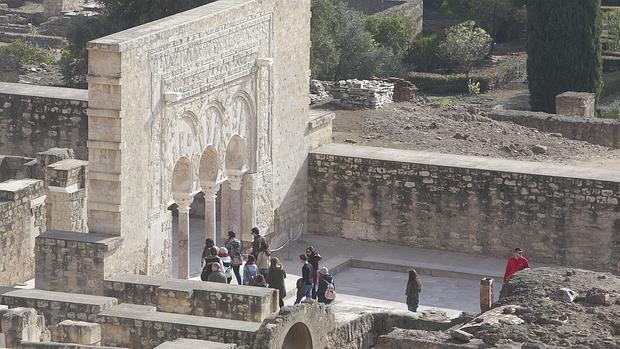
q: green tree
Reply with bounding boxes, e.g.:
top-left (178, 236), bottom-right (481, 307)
top-left (527, 0), bottom-right (603, 112)
top-left (310, 0), bottom-right (347, 80)
top-left (365, 15), bottom-right (416, 56)
top-left (437, 21), bottom-right (492, 75)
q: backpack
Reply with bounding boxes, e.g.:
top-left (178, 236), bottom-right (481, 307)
top-left (324, 281), bottom-right (336, 301)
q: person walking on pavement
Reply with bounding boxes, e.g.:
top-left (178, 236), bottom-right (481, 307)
top-left (243, 255), bottom-right (259, 285)
top-left (503, 247), bottom-right (530, 283)
top-left (267, 257), bottom-right (287, 308)
top-left (224, 231), bottom-right (243, 284)
top-left (317, 267), bottom-right (336, 305)
top-left (218, 247), bottom-right (233, 283)
top-left (405, 269), bottom-right (422, 312)
top-left (294, 254), bottom-right (314, 304)
top-left (201, 246), bottom-right (223, 281)
top-left (250, 227), bottom-right (267, 259)
top-left (200, 238), bottom-right (215, 268)
top-left (207, 263), bottom-right (227, 283)
top-left (306, 246), bottom-right (321, 299)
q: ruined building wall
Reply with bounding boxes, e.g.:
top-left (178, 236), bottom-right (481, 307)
top-left (86, 0), bottom-right (311, 276)
top-left (308, 144), bottom-right (620, 270)
top-left (0, 178), bottom-right (46, 286)
top-left (0, 82), bottom-right (89, 160)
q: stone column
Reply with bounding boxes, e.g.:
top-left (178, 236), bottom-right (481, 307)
top-left (175, 195), bottom-right (192, 279)
top-left (228, 172), bottom-right (243, 239)
top-left (480, 278), bottom-right (494, 313)
top-left (202, 184), bottom-right (218, 243)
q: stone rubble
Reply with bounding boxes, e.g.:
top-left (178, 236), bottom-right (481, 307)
top-left (333, 79), bottom-right (394, 109)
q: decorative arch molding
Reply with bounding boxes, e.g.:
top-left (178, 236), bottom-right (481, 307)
top-left (171, 156), bottom-right (194, 197)
top-left (199, 144), bottom-right (220, 186)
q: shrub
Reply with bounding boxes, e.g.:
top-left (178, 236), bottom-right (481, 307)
top-left (0, 40), bottom-right (55, 65)
top-left (437, 21), bottom-right (492, 76)
top-left (527, 0), bottom-right (603, 113)
top-left (602, 7), bottom-right (620, 52)
top-left (405, 32), bottom-right (443, 72)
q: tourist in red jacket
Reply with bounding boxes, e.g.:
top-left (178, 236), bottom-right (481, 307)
top-left (503, 247), bottom-right (530, 283)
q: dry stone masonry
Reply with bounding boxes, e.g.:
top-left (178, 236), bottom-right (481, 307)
top-left (332, 79), bottom-right (394, 109)
top-left (308, 143), bottom-right (620, 270)
top-left (555, 91), bottom-right (595, 117)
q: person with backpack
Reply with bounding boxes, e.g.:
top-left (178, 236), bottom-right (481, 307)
top-left (306, 246), bottom-right (322, 299)
top-left (266, 257), bottom-right (287, 307)
top-left (243, 255), bottom-right (259, 285)
top-left (200, 238), bottom-right (216, 268)
top-left (405, 269), bottom-right (422, 312)
top-left (250, 274), bottom-right (269, 287)
top-left (218, 247), bottom-right (233, 283)
top-left (224, 231), bottom-right (243, 284)
top-left (201, 246), bottom-right (223, 281)
top-left (317, 267), bottom-right (336, 304)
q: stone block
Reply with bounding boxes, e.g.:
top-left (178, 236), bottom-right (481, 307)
top-left (55, 320), bottom-right (101, 345)
top-left (555, 91), bottom-right (595, 117)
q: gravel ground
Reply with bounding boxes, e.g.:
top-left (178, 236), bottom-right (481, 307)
top-left (326, 98), bottom-right (620, 167)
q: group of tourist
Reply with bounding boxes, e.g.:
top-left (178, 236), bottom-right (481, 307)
top-left (199, 228), bottom-right (336, 307)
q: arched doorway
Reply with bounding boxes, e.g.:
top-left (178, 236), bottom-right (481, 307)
top-left (171, 156), bottom-right (194, 279)
top-left (224, 135), bottom-right (247, 242)
top-left (282, 322), bottom-right (313, 349)
top-left (199, 145), bottom-right (220, 244)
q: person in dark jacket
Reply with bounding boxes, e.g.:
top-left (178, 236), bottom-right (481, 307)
top-left (250, 227), bottom-right (267, 259)
top-left (200, 238), bottom-right (215, 267)
top-left (317, 267), bottom-right (335, 304)
top-left (294, 254), bottom-right (314, 304)
top-left (306, 246), bottom-right (322, 299)
top-left (266, 257), bottom-right (287, 307)
top-left (201, 246), bottom-right (223, 281)
top-left (405, 269), bottom-right (422, 312)
top-left (207, 263), bottom-right (227, 283)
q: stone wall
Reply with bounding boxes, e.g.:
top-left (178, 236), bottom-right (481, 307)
top-left (34, 231), bottom-right (123, 296)
top-left (0, 83), bottom-right (88, 159)
top-left (308, 144), bottom-right (620, 270)
top-left (0, 179), bottom-right (46, 286)
top-left (488, 108), bottom-right (620, 149)
top-left (43, 0), bottom-right (86, 15)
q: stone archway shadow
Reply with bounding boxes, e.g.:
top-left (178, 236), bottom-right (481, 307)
top-left (252, 303), bottom-right (336, 349)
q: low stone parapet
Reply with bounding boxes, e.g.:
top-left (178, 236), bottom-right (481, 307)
top-left (49, 320), bottom-right (101, 346)
top-left (555, 91), bottom-right (595, 117)
top-left (0, 287), bottom-right (117, 326)
top-left (104, 275), bottom-right (277, 322)
top-left (97, 304), bottom-right (259, 349)
top-left (155, 339), bottom-right (237, 348)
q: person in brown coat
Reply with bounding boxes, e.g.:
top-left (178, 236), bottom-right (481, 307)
top-left (405, 269), bottom-right (422, 312)
top-left (266, 257), bottom-right (287, 307)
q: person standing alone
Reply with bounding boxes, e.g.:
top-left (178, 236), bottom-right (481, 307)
top-left (294, 254), bottom-right (314, 304)
top-left (405, 269), bottom-right (422, 312)
top-left (503, 247), bottom-right (529, 283)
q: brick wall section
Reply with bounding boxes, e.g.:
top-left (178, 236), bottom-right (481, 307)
top-left (0, 179), bottom-right (45, 286)
top-left (308, 144), bottom-right (620, 270)
top-left (488, 108), bottom-right (620, 149)
top-left (0, 82), bottom-right (88, 159)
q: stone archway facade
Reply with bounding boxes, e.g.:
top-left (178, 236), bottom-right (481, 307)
top-left (85, 0), bottom-right (312, 276)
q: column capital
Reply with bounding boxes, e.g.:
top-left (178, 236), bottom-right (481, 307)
top-left (227, 169), bottom-right (247, 191)
top-left (202, 183), bottom-right (219, 201)
top-left (174, 194), bottom-right (193, 213)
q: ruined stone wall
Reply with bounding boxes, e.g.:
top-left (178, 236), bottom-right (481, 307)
top-left (0, 83), bottom-right (88, 159)
top-left (0, 179), bottom-right (45, 286)
top-left (488, 108), bottom-right (620, 149)
top-left (43, 0), bottom-right (86, 15)
top-left (87, 0), bottom-right (311, 276)
top-left (308, 144), bottom-right (620, 270)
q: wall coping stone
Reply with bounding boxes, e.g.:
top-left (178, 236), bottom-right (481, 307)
top-left (154, 338), bottom-right (237, 348)
top-left (159, 279), bottom-right (274, 297)
top-left (0, 287), bottom-right (118, 306)
top-left (312, 143), bottom-right (620, 182)
top-left (0, 82), bottom-right (87, 101)
top-left (47, 159), bottom-right (88, 172)
top-left (97, 304), bottom-right (261, 332)
top-left (37, 230), bottom-right (122, 251)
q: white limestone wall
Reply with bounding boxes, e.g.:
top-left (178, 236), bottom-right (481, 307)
top-left (87, 0), bottom-right (311, 275)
